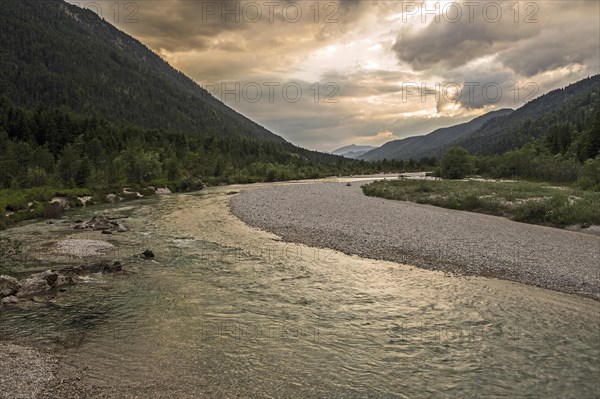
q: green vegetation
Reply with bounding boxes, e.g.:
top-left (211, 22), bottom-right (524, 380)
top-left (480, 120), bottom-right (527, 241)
top-left (362, 179), bottom-right (600, 228)
top-left (439, 147), bottom-right (472, 179)
top-left (0, 0), bottom-right (438, 229)
top-left (367, 107), bottom-right (600, 228)
top-left (427, 106), bottom-right (600, 185)
top-left (0, 99), bottom-right (435, 228)
top-left (457, 76), bottom-right (600, 156)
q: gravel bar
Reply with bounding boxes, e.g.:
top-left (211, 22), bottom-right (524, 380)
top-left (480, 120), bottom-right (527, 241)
top-left (0, 343), bottom-right (56, 399)
top-left (230, 182), bottom-right (600, 300)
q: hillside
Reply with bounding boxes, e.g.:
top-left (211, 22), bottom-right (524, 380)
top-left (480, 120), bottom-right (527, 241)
top-left (362, 76), bottom-right (600, 161)
top-left (0, 0), bottom-right (284, 143)
top-left (457, 75), bottom-right (600, 155)
top-left (360, 109), bottom-right (513, 161)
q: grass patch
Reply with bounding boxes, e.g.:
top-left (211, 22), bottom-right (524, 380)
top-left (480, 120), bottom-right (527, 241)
top-left (362, 179), bottom-right (600, 228)
top-left (0, 185), bottom-right (159, 230)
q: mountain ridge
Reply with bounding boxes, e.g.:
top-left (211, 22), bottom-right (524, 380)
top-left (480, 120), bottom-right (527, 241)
top-left (0, 0), bottom-right (286, 143)
top-left (331, 144), bottom-right (376, 159)
top-left (360, 75), bottom-right (600, 161)
top-left (360, 109), bottom-right (513, 161)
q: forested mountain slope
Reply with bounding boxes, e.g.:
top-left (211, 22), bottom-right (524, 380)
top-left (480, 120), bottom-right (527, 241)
top-left (0, 0), bottom-right (284, 142)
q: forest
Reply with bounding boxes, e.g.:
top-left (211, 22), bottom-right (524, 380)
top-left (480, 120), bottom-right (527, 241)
top-left (0, 97), bottom-right (433, 228)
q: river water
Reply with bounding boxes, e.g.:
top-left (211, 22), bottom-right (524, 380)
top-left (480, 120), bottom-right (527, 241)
top-left (1, 183), bottom-right (598, 398)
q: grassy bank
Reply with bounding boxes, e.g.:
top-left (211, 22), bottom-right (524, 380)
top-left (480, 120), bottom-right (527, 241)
top-left (362, 179), bottom-right (600, 228)
top-left (0, 184), bottom-right (163, 230)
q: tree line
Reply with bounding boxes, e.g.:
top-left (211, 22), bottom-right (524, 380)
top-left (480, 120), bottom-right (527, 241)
top-left (0, 97), bottom-right (437, 192)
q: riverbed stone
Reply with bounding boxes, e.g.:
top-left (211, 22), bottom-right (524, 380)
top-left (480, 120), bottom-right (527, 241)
top-left (0, 275), bottom-right (20, 298)
top-left (59, 261), bottom-right (123, 276)
top-left (74, 215), bottom-right (128, 232)
top-left (137, 250), bottom-right (155, 259)
top-left (16, 277), bottom-right (51, 298)
top-left (1, 295), bottom-right (19, 305)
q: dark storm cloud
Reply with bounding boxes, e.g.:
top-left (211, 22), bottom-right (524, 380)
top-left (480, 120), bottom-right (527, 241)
top-left (392, 4), bottom-right (536, 71)
top-left (392, 1), bottom-right (600, 78)
top-left (442, 70), bottom-right (516, 110)
top-left (501, 25), bottom-right (599, 77)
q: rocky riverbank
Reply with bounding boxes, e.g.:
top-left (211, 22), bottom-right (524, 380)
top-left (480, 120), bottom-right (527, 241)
top-left (230, 182), bottom-right (600, 300)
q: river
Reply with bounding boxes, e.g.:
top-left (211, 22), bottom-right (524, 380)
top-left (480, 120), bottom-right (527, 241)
top-left (1, 183), bottom-right (598, 398)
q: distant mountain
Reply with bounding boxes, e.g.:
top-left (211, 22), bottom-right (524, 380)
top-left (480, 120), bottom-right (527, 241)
top-left (332, 144), bottom-right (376, 159)
top-left (0, 0), bottom-right (285, 143)
top-left (360, 109), bottom-right (513, 161)
top-left (361, 75), bottom-right (600, 161)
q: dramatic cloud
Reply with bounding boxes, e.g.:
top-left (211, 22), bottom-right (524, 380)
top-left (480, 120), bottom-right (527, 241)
top-left (392, 1), bottom-right (599, 78)
top-left (68, 0), bottom-right (600, 151)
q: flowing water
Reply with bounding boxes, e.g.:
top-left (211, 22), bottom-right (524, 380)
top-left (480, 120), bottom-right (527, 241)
top-left (1, 183), bottom-right (599, 398)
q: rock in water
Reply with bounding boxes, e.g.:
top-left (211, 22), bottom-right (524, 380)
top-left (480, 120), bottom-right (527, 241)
top-left (1, 295), bottom-right (19, 306)
top-left (16, 277), bottom-right (51, 298)
top-left (60, 261), bottom-right (123, 276)
top-left (140, 250), bottom-right (155, 259)
top-left (0, 275), bottom-right (20, 298)
top-left (73, 215), bottom-right (128, 232)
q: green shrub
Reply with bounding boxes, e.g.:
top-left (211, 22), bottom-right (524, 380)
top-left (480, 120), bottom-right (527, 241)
top-left (440, 147), bottom-right (472, 179)
top-left (513, 199), bottom-right (553, 224)
top-left (577, 156), bottom-right (600, 191)
top-left (461, 194), bottom-right (482, 210)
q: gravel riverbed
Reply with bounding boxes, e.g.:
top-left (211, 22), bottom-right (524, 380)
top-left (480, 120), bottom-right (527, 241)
top-left (0, 343), bottom-right (56, 399)
top-left (230, 181), bottom-right (600, 300)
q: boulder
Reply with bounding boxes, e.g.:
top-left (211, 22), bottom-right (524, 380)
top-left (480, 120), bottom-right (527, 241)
top-left (138, 250), bottom-right (155, 259)
top-left (15, 269), bottom-right (78, 298)
top-left (54, 275), bottom-right (75, 287)
top-left (60, 261), bottom-right (123, 276)
top-left (0, 275), bottom-right (20, 298)
top-left (1, 295), bottom-right (19, 306)
top-left (16, 277), bottom-right (51, 298)
top-left (74, 215), bottom-right (128, 232)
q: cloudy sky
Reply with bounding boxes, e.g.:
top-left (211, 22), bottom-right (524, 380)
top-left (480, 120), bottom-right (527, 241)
top-left (70, 0), bottom-right (600, 151)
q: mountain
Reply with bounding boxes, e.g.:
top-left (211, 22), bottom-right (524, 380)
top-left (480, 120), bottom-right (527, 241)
top-left (361, 75), bottom-right (600, 161)
top-left (0, 0), bottom-right (396, 203)
top-left (0, 0), bottom-right (285, 143)
top-left (360, 109), bottom-right (513, 161)
top-left (455, 75), bottom-right (600, 155)
top-left (331, 144), bottom-right (376, 159)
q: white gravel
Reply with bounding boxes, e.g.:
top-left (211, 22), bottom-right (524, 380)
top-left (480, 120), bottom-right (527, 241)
top-left (53, 239), bottom-right (114, 258)
top-left (231, 182), bottom-right (600, 300)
